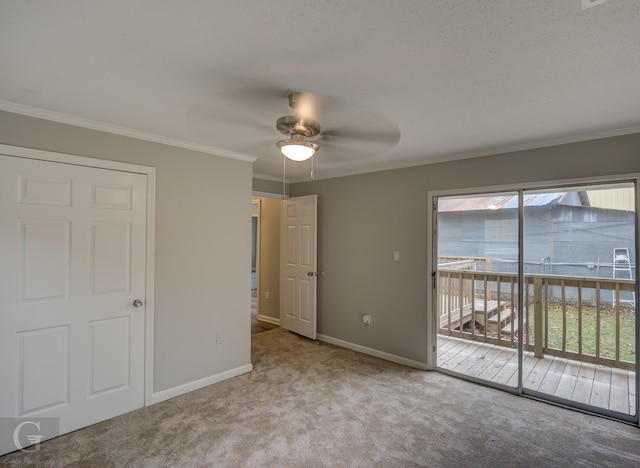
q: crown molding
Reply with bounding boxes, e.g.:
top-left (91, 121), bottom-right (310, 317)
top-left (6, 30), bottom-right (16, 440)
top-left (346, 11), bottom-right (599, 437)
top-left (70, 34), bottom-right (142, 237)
top-left (252, 172), bottom-right (289, 183)
top-left (289, 125), bottom-right (640, 183)
top-left (0, 100), bottom-right (257, 163)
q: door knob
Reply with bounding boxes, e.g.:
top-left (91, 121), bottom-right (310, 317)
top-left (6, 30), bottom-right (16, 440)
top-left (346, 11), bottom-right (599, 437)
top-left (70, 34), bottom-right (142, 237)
top-left (133, 299), bottom-right (144, 308)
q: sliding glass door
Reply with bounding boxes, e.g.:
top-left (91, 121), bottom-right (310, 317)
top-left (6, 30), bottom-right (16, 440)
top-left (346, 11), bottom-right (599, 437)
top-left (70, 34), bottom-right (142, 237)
top-left (522, 183), bottom-right (636, 418)
top-left (435, 191), bottom-right (520, 390)
top-left (434, 179), bottom-right (638, 422)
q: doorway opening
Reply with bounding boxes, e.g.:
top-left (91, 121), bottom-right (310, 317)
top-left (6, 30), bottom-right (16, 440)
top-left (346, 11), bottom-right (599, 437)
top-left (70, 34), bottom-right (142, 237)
top-left (251, 196), bottom-right (280, 335)
top-left (432, 177), bottom-right (638, 424)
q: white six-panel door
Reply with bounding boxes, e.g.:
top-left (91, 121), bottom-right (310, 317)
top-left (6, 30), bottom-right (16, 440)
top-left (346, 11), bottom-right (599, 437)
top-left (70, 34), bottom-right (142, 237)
top-left (0, 155), bottom-right (147, 455)
top-left (280, 195), bottom-right (317, 339)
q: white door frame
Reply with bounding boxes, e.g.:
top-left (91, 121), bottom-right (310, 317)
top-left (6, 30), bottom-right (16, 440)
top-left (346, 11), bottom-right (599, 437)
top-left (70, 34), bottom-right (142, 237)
top-left (0, 144), bottom-right (156, 406)
top-left (251, 198), bottom-right (261, 317)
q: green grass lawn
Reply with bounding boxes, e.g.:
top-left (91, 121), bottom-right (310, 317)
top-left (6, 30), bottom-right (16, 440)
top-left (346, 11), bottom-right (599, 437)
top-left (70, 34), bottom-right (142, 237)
top-left (543, 304), bottom-right (636, 363)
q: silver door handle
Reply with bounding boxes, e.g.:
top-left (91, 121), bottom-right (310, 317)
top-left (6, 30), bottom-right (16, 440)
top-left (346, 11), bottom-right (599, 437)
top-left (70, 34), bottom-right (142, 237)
top-left (133, 299), bottom-right (144, 308)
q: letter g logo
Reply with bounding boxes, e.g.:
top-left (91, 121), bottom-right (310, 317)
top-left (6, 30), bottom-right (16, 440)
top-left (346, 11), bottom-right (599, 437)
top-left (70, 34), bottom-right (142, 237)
top-left (12, 420), bottom-right (44, 452)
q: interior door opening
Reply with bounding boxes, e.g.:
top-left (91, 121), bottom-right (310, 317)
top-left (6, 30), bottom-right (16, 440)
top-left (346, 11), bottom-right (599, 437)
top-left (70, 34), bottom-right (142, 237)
top-left (251, 200), bottom-right (260, 335)
top-left (251, 196), bottom-right (280, 335)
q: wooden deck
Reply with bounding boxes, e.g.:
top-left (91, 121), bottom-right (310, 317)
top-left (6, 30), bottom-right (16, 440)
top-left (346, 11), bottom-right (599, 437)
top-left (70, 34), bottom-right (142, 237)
top-left (438, 335), bottom-right (636, 416)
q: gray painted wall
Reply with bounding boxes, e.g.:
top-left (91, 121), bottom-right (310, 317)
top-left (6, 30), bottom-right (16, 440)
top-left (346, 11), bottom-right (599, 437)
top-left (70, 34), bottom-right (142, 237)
top-left (253, 177), bottom-right (286, 196)
top-left (290, 133), bottom-right (640, 364)
top-left (0, 110), bottom-right (253, 393)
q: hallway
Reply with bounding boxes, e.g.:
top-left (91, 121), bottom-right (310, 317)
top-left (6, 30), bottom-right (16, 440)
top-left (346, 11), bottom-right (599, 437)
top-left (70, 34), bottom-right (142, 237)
top-left (251, 288), bottom-right (278, 335)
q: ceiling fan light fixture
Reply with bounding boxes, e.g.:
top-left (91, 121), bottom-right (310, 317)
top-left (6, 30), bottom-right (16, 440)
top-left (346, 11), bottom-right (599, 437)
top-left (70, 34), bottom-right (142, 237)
top-left (277, 138), bottom-right (318, 161)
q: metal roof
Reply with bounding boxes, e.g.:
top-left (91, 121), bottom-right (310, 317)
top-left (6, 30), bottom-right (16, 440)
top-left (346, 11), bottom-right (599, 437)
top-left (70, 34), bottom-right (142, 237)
top-left (438, 193), bottom-right (567, 212)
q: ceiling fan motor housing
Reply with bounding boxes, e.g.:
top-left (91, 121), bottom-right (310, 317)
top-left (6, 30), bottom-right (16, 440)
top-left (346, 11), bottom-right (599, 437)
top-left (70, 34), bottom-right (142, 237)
top-left (276, 115), bottom-right (320, 138)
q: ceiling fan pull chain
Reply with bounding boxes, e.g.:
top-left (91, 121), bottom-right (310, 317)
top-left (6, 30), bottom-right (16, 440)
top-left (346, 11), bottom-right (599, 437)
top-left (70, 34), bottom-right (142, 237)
top-left (282, 155), bottom-right (287, 199)
top-left (310, 155), bottom-right (315, 180)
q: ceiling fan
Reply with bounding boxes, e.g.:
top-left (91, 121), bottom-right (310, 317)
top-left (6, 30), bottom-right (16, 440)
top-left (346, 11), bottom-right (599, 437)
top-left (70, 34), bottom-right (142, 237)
top-left (275, 91), bottom-right (321, 162)
top-left (272, 89), bottom-right (402, 181)
top-left (185, 84), bottom-right (401, 179)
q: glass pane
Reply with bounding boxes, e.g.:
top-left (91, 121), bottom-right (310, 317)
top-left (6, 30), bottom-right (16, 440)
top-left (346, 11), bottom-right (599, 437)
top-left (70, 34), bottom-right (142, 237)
top-left (523, 183), bottom-right (636, 417)
top-left (436, 192), bottom-right (520, 389)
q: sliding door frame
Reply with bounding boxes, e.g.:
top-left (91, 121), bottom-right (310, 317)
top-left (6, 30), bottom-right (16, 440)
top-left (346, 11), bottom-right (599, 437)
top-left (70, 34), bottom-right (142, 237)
top-left (427, 173), bottom-right (640, 426)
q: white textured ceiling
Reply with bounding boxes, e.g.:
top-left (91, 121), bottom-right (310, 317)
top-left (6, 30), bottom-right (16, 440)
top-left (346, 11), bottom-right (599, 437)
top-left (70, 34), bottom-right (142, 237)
top-left (1, 0), bottom-right (639, 182)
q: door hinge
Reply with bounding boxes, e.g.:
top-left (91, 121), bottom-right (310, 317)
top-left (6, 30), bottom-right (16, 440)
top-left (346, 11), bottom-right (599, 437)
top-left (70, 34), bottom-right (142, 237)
top-left (432, 271), bottom-right (436, 289)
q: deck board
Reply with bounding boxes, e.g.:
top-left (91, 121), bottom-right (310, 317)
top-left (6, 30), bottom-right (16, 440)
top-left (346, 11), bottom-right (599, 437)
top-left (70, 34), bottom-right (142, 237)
top-left (609, 367), bottom-right (630, 414)
top-left (447, 343), bottom-right (484, 374)
top-left (437, 340), bottom-right (473, 367)
top-left (572, 362), bottom-right (596, 406)
top-left (477, 348), bottom-right (516, 382)
top-left (437, 335), bottom-right (636, 416)
top-left (490, 350), bottom-right (519, 387)
top-left (463, 343), bottom-right (498, 378)
top-left (554, 359), bottom-right (580, 401)
top-left (536, 357), bottom-right (567, 396)
top-left (523, 355), bottom-right (554, 391)
top-left (589, 365), bottom-right (612, 409)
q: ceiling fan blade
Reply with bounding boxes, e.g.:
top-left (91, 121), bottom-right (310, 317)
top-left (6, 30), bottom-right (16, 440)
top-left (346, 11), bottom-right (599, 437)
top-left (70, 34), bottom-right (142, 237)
top-left (219, 86), bottom-right (288, 113)
top-left (221, 112), bottom-right (275, 134)
top-left (314, 96), bottom-right (401, 155)
top-left (313, 139), bottom-right (386, 163)
top-left (185, 93), bottom-right (277, 144)
top-left (314, 120), bottom-right (400, 161)
top-left (216, 86), bottom-right (327, 134)
top-left (319, 127), bottom-right (400, 145)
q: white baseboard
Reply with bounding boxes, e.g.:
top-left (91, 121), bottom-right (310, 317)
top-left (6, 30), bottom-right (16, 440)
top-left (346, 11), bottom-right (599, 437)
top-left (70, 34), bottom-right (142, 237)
top-left (257, 314), bottom-right (280, 325)
top-left (151, 363), bottom-right (253, 405)
top-left (316, 334), bottom-right (428, 370)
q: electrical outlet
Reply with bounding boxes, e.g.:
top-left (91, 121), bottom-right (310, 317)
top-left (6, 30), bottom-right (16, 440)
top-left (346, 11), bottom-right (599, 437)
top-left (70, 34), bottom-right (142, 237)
top-left (362, 314), bottom-right (371, 325)
top-left (265, 291), bottom-right (270, 299)
top-left (216, 334), bottom-right (223, 345)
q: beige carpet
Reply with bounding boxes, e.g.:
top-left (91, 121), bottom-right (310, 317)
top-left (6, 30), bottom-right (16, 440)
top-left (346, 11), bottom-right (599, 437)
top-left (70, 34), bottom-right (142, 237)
top-left (2, 328), bottom-right (640, 467)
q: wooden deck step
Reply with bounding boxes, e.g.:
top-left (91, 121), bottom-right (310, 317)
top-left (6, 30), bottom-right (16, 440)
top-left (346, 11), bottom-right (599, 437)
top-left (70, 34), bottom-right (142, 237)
top-left (501, 321), bottom-right (517, 335)
top-left (473, 299), bottom-right (499, 313)
top-left (499, 315), bottom-right (527, 336)
top-left (439, 303), bottom-right (474, 330)
top-left (474, 299), bottom-right (510, 326)
top-left (487, 308), bottom-right (513, 325)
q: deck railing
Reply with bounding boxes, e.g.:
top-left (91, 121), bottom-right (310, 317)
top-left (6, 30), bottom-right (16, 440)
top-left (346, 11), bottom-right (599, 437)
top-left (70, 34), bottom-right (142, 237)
top-left (437, 265), bottom-right (636, 370)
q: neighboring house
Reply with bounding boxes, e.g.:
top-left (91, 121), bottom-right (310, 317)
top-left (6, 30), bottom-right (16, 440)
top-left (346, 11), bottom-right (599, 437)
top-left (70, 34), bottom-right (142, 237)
top-left (437, 191), bottom-right (636, 279)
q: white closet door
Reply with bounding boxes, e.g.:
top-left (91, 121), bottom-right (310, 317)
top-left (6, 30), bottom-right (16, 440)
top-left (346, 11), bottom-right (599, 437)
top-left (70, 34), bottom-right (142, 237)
top-left (0, 155), bottom-right (147, 455)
